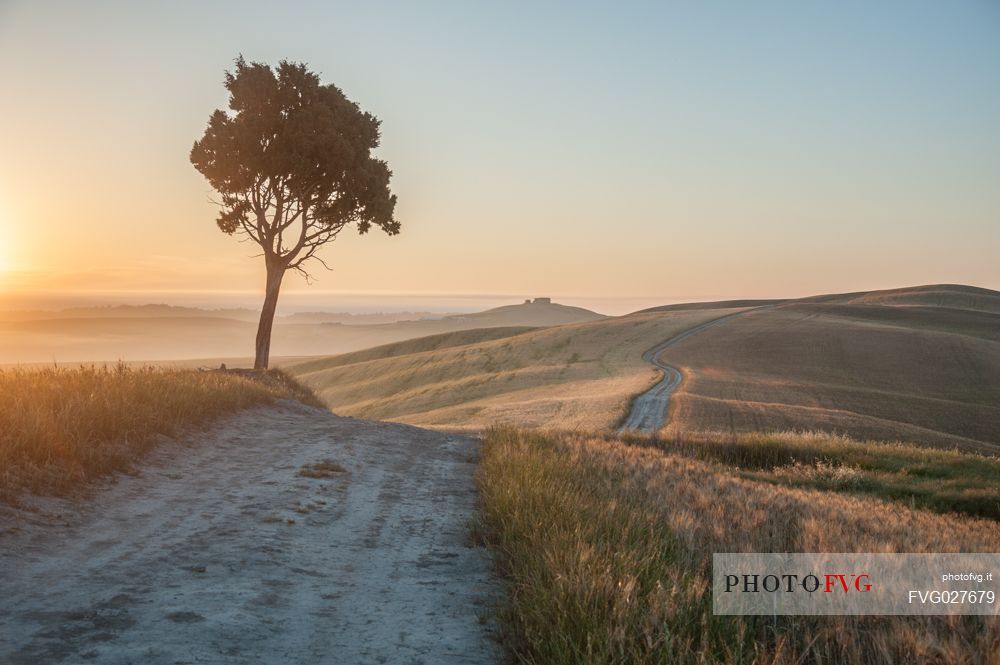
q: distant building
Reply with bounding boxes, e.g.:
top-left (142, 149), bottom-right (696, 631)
top-left (532, 297), bottom-right (551, 304)
top-left (524, 299), bottom-right (532, 304)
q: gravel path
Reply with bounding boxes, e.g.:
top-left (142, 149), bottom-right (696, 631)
top-left (618, 309), bottom-right (763, 433)
top-left (0, 401), bottom-right (499, 664)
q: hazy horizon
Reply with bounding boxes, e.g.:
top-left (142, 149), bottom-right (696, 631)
top-left (0, 288), bottom-right (742, 317)
top-left (4, 280), bottom-right (995, 318)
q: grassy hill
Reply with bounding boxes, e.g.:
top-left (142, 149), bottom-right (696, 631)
top-left (287, 309), bottom-right (729, 431)
top-left (287, 284), bottom-right (1000, 451)
top-left (661, 285), bottom-right (1000, 453)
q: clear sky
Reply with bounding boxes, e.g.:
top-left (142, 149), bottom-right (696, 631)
top-left (0, 0), bottom-right (998, 313)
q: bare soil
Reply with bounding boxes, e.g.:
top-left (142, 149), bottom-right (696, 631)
top-left (0, 401), bottom-right (499, 664)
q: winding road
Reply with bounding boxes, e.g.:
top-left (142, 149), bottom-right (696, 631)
top-left (618, 309), bottom-right (761, 434)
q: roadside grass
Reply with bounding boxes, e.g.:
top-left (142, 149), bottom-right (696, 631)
top-left (622, 430), bottom-right (1000, 521)
top-left (477, 427), bottom-right (1000, 665)
top-left (0, 364), bottom-right (320, 501)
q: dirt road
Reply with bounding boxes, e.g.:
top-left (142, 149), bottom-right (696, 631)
top-left (618, 310), bottom-right (760, 433)
top-left (0, 401), bottom-right (499, 664)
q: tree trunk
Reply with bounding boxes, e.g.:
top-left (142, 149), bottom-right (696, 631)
top-left (254, 262), bottom-right (284, 370)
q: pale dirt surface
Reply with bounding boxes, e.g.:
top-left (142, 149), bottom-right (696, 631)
top-left (0, 401), bottom-right (500, 664)
top-left (618, 309), bottom-right (759, 433)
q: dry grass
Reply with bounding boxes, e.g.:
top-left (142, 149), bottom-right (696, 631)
top-left (0, 364), bottom-right (319, 501)
top-left (616, 429), bottom-right (1000, 520)
top-left (477, 427), bottom-right (1000, 664)
top-left (662, 302), bottom-right (1000, 452)
top-left (287, 309), bottom-right (729, 432)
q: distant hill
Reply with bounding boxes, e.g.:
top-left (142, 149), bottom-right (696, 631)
top-left (0, 299), bottom-right (605, 364)
top-left (445, 299), bottom-right (605, 327)
top-left (830, 284), bottom-right (1000, 313)
top-left (639, 284), bottom-right (1000, 315)
top-left (641, 284), bottom-right (1000, 313)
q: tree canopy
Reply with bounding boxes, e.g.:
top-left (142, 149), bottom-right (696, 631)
top-left (191, 56), bottom-right (399, 278)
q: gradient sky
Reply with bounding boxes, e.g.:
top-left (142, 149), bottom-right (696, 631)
top-left (0, 0), bottom-right (998, 312)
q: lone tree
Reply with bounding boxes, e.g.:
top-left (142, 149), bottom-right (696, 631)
top-left (191, 57), bottom-right (399, 369)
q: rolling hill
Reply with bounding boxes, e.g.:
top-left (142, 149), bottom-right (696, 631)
top-left (660, 285), bottom-right (1000, 452)
top-left (287, 309), bottom-right (730, 432)
top-left (287, 284), bottom-right (1000, 452)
